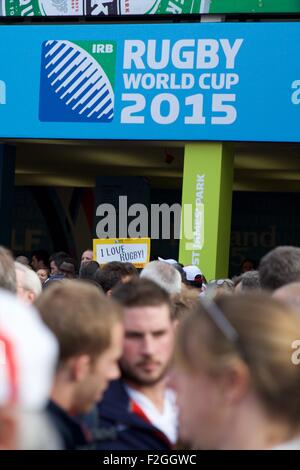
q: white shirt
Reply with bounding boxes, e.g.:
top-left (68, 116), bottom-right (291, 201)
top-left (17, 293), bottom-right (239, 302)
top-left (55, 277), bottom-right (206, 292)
top-left (125, 386), bottom-right (178, 444)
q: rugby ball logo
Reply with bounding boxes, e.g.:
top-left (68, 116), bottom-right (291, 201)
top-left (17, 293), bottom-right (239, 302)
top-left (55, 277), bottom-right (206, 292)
top-left (39, 40), bottom-right (116, 123)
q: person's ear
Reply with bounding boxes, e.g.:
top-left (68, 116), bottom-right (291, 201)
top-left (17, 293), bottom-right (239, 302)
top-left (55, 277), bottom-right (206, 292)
top-left (0, 407), bottom-right (17, 450)
top-left (27, 290), bottom-right (36, 304)
top-left (220, 360), bottom-right (250, 405)
top-left (106, 290), bottom-right (112, 297)
top-left (71, 355), bottom-right (92, 383)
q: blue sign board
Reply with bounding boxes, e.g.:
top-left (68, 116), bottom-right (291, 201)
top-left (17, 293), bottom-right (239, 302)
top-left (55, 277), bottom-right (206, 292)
top-left (0, 23), bottom-right (299, 141)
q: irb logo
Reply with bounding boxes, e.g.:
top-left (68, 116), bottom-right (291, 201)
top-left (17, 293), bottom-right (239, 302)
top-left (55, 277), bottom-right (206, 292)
top-left (39, 39), bottom-right (116, 123)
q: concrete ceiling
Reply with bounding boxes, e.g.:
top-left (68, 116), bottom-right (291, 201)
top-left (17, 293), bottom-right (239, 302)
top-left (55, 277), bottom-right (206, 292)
top-left (4, 139), bottom-right (300, 191)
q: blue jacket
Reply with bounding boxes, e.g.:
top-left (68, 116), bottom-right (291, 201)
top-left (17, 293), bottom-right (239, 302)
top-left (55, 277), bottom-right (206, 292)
top-left (84, 380), bottom-right (173, 451)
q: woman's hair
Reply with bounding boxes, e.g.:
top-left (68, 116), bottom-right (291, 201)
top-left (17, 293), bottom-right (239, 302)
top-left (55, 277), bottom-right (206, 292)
top-left (171, 285), bottom-right (200, 321)
top-left (176, 293), bottom-right (300, 426)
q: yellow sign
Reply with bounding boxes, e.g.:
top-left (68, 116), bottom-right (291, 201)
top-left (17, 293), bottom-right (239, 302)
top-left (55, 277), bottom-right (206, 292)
top-left (93, 238), bottom-right (151, 268)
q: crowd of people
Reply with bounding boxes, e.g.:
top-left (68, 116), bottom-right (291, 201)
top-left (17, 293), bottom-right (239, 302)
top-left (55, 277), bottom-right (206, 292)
top-left (1, 245), bottom-right (300, 450)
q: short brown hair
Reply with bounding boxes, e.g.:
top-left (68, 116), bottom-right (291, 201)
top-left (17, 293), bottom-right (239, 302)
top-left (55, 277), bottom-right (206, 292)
top-left (112, 278), bottom-right (172, 316)
top-left (35, 280), bottom-right (121, 364)
top-left (97, 262), bottom-right (137, 293)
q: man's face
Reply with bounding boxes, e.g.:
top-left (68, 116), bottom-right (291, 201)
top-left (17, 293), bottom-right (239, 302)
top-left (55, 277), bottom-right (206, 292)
top-left (120, 304), bottom-right (175, 386)
top-left (81, 250), bottom-right (93, 265)
top-left (73, 322), bottom-right (123, 414)
top-left (50, 261), bottom-right (60, 275)
top-left (37, 269), bottom-right (48, 284)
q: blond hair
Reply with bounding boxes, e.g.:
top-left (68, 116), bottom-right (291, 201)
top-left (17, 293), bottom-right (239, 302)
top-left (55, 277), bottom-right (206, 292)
top-left (15, 261), bottom-right (42, 298)
top-left (176, 293), bottom-right (300, 425)
top-left (171, 285), bottom-right (200, 321)
top-left (35, 280), bottom-right (121, 365)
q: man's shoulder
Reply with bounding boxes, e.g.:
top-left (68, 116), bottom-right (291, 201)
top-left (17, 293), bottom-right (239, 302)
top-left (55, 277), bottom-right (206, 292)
top-left (98, 379), bottom-right (130, 410)
top-left (47, 400), bottom-right (88, 450)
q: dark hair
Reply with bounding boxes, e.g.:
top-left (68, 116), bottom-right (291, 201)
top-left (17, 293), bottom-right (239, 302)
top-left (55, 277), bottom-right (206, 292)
top-left (31, 249), bottom-right (49, 267)
top-left (123, 263), bottom-right (138, 277)
top-left (58, 257), bottom-right (77, 272)
top-left (49, 251), bottom-right (69, 267)
top-left (79, 261), bottom-right (100, 280)
top-left (173, 263), bottom-right (187, 283)
top-left (97, 261), bottom-right (137, 293)
top-left (259, 246), bottom-right (300, 291)
top-left (186, 276), bottom-right (204, 290)
top-left (112, 278), bottom-right (171, 313)
top-left (241, 258), bottom-right (257, 270)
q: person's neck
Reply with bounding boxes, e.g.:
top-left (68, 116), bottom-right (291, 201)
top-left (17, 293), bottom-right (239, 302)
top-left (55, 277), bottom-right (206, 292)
top-left (51, 371), bottom-right (75, 416)
top-left (218, 395), bottom-right (299, 450)
top-left (125, 379), bottom-right (167, 413)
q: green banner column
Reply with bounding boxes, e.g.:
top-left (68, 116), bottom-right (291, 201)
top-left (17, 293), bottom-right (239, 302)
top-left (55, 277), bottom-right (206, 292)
top-left (179, 142), bottom-right (234, 281)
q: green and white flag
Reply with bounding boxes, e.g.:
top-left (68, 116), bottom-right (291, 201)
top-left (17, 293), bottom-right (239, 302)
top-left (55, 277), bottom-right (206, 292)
top-left (1, 0), bottom-right (299, 17)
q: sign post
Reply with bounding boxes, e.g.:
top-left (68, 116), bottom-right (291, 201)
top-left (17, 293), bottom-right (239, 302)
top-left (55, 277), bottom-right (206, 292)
top-left (179, 142), bottom-right (234, 281)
